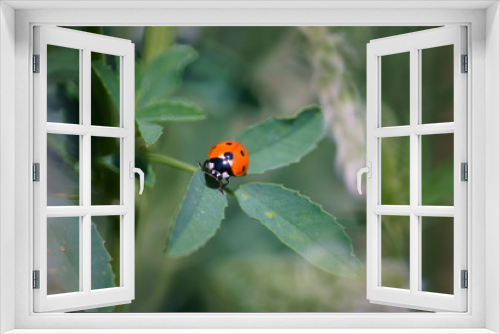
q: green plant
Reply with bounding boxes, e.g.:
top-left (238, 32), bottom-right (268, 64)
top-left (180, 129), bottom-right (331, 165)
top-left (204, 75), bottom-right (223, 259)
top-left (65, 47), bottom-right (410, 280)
top-left (46, 28), bottom-right (207, 311)
top-left (93, 44), bottom-right (363, 275)
top-left (50, 28), bottom-right (362, 314)
top-left (165, 106), bottom-right (362, 277)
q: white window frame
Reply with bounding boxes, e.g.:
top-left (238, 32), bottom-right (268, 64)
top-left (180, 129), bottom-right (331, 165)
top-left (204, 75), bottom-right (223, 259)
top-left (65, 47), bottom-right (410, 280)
top-left (366, 26), bottom-right (468, 312)
top-left (0, 1), bottom-right (499, 333)
top-left (33, 26), bottom-right (136, 313)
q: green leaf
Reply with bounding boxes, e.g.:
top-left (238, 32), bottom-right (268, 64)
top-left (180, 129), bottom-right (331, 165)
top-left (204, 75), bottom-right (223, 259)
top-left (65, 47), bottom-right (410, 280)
top-left (47, 197), bottom-right (117, 295)
top-left (136, 99), bottom-right (206, 123)
top-left (137, 45), bottom-right (198, 109)
top-left (91, 61), bottom-right (120, 109)
top-left (90, 221), bottom-right (116, 290)
top-left (47, 216), bottom-right (80, 294)
top-left (236, 106), bottom-right (325, 174)
top-left (137, 120), bottom-right (164, 147)
top-left (166, 170), bottom-right (228, 257)
top-left (144, 163), bottom-right (157, 187)
top-left (235, 183), bottom-right (362, 277)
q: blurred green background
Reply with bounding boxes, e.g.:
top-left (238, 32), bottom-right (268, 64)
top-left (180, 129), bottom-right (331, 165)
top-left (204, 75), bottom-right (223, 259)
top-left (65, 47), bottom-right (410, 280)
top-left (46, 26), bottom-right (454, 312)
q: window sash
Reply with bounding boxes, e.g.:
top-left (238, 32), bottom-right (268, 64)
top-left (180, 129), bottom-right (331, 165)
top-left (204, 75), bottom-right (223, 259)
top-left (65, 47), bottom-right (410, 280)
top-left (33, 25), bottom-right (136, 313)
top-left (366, 26), bottom-right (468, 312)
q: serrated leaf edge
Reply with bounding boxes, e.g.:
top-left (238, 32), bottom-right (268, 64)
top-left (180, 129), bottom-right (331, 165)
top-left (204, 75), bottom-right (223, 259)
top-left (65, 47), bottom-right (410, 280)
top-left (137, 45), bottom-right (199, 108)
top-left (237, 105), bottom-right (325, 175)
top-left (235, 182), bottom-right (362, 277)
top-left (136, 98), bottom-right (206, 123)
top-left (165, 171), bottom-right (228, 258)
top-left (137, 120), bottom-right (164, 147)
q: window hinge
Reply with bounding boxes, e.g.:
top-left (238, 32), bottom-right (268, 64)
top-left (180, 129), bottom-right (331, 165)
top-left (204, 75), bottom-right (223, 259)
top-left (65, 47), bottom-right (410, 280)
top-left (461, 270), bottom-right (468, 289)
top-left (461, 54), bottom-right (468, 73)
top-left (461, 162), bottom-right (468, 181)
top-left (33, 163), bottom-right (40, 182)
top-left (33, 54), bottom-right (40, 73)
top-left (33, 270), bottom-right (40, 289)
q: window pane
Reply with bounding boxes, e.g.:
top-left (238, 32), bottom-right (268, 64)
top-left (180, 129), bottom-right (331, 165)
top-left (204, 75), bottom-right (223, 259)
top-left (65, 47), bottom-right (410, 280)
top-left (381, 52), bottom-right (410, 127)
top-left (381, 136), bottom-right (410, 205)
top-left (91, 136), bottom-right (121, 205)
top-left (421, 45), bottom-right (454, 124)
top-left (381, 215), bottom-right (410, 289)
top-left (421, 217), bottom-right (454, 294)
top-left (47, 217), bottom-right (80, 295)
top-left (91, 52), bottom-right (121, 127)
top-left (47, 134), bottom-right (80, 206)
top-left (91, 216), bottom-right (120, 290)
top-left (421, 134), bottom-right (454, 206)
top-left (47, 45), bottom-right (80, 124)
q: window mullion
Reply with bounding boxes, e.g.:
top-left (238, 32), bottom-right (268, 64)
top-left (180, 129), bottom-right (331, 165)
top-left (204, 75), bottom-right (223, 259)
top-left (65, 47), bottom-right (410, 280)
top-left (81, 48), bottom-right (92, 294)
top-left (409, 48), bottom-right (420, 294)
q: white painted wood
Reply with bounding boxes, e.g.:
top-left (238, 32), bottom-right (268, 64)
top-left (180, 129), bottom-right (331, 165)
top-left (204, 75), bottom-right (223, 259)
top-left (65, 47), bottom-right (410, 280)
top-left (3, 0), bottom-right (497, 10)
top-left (46, 123), bottom-right (129, 137)
top-left (8, 5), bottom-right (491, 333)
top-left (366, 26), bottom-right (467, 312)
top-left (372, 123), bottom-right (454, 137)
top-left (485, 3), bottom-right (500, 332)
top-left (0, 2), bottom-right (17, 333)
top-left (371, 205), bottom-right (455, 217)
top-left (121, 36), bottom-right (135, 295)
top-left (46, 206), bottom-right (129, 217)
top-left (37, 26), bottom-right (131, 57)
top-left (409, 48), bottom-right (419, 295)
top-left (82, 47), bottom-right (91, 298)
top-left (33, 26), bottom-right (135, 313)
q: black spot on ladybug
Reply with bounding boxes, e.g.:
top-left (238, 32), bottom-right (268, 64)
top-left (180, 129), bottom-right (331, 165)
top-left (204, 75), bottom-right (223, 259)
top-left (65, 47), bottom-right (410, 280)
top-left (240, 150), bottom-right (245, 156)
top-left (242, 166), bottom-right (246, 172)
top-left (224, 152), bottom-right (234, 160)
top-left (225, 142), bottom-right (232, 145)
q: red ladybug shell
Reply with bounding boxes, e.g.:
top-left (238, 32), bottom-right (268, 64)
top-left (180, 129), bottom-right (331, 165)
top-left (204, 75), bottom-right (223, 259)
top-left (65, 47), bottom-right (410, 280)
top-left (208, 140), bottom-right (249, 177)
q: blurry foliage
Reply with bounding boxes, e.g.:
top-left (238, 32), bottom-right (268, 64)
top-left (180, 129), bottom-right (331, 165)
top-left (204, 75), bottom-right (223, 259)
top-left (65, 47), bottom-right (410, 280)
top-left (47, 197), bottom-right (116, 313)
top-left (48, 26), bottom-right (454, 313)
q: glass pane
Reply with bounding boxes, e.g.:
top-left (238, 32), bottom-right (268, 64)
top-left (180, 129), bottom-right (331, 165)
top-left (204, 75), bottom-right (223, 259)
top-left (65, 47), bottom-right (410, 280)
top-left (421, 134), bottom-right (454, 206)
top-left (421, 217), bottom-right (454, 294)
top-left (47, 134), bottom-right (80, 206)
top-left (381, 215), bottom-right (410, 289)
top-left (47, 45), bottom-right (80, 124)
top-left (91, 136), bottom-right (121, 205)
top-left (47, 217), bottom-right (80, 295)
top-left (421, 45), bottom-right (454, 124)
top-left (381, 52), bottom-right (410, 127)
top-left (91, 52), bottom-right (120, 127)
top-left (91, 216), bottom-right (120, 290)
top-left (381, 136), bottom-right (410, 205)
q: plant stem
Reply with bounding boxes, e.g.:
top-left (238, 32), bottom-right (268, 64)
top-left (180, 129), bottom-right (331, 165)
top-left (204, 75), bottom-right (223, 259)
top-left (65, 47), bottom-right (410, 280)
top-left (148, 153), bottom-right (236, 195)
top-left (142, 27), bottom-right (177, 65)
top-left (148, 153), bottom-right (198, 173)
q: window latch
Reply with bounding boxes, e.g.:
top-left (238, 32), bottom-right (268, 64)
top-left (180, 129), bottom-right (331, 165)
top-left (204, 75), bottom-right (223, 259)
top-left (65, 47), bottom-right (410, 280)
top-left (357, 162), bottom-right (372, 195)
top-left (130, 162), bottom-right (144, 195)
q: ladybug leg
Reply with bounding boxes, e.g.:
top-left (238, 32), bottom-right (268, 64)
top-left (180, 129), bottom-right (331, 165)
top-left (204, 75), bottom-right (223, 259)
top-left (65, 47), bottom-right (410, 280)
top-left (218, 177), bottom-right (230, 194)
top-left (197, 160), bottom-right (207, 171)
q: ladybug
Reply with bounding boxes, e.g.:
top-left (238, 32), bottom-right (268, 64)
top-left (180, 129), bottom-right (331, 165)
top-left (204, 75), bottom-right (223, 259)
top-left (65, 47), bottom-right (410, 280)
top-left (198, 140), bottom-right (249, 193)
